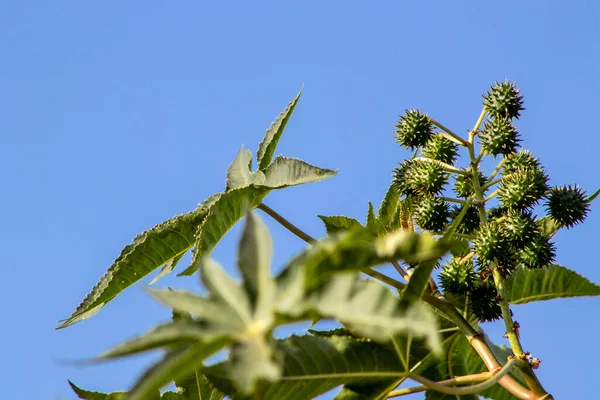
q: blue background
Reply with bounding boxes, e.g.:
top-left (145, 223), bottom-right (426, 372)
top-left (1, 1), bottom-right (598, 399)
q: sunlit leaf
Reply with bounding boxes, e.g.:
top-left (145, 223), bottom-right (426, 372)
top-left (263, 156), bottom-right (337, 188)
top-left (226, 146), bottom-right (266, 190)
top-left (317, 215), bottom-right (363, 235)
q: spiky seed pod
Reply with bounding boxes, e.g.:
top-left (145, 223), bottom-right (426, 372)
top-left (393, 160), bottom-right (417, 197)
top-left (517, 234), bottom-right (556, 269)
top-left (501, 210), bottom-right (539, 249)
top-left (486, 206), bottom-right (507, 222)
top-left (472, 221), bottom-right (511, 263)
top-left (502, 150), bottom-right (542, 176)
top-left (414, 196), bottom-right (450, 232)
top-left (407, 160), bottom-right (449, 196)
top-left (454, 168), bottom-right (488, 198)
top-left (422, 135), bottom-right (459, 165)
top-left (482, 80), bottom-right (525, 120)
top-left (498, 167), bottom-right (549, 210)
top-left (440, 258), bottom-right (478, 295)
top-left (480, 118), bottom-right (521, 156)
top-left (545, 185), bottom-right (590, 228)
top-left (470, 282), bottom-right (502, 322)
top-left (450, 205), bottom-right (481, 234)
top-left (395, 110), bottom-right (434, 149)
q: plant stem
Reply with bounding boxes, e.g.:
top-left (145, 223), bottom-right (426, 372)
top-left (405, 359), bottom-right (518, 396)
top-left (484, 188), bottom-right (501, 202)
top-left (391, 260), bottom-right (410, 281)
top-left (257, 203), bottom-right (316, 244)
top-left (429, 119), bottom-right (469, 146)
top-left (413, 157), bottom-right (467, 175)
top-left (440, 196), bottom-right (468, 205)
top-left (487, 157), bottom-right (507, 183)
top-left (493, 268), bottom-right (523, 354)
top-left (387, 372), bottom-right (490, 397)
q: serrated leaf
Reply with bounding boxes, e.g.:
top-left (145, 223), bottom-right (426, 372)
top-left (99, 321), bottom-right (222, 359)
top-left (505, 264), bottom-right (600, 304)
top-left (257, 89), bottom-right (302, 171)
top-left (175, 371), bottom-right (225, 400)
top-left (205, 335), bottom-right (405, 400)
top-left (226, 146), bottom-right (266, 190)
top-left (377, 184), bottom-right (400, 227)
top-left (366, 201), bottom-right (377, 229)
top-left (68, 381), bottom-right (130, 400)
top-left (150, 253), bottom-right (185, 285)
top-left (181, 186), bottom-right (270, 276)
top-left (58, 205), bottom-right (211, 329)
top-left (263, 156), bottom-right (337, 188)
top-left (317, 215), bottom-right (363, 235)
top-left (128, 341), bottom-right (227, 400)
top-left (281, 227), bottom-right (451, 291)
top-left (238, 212), bottom-right (275, 320)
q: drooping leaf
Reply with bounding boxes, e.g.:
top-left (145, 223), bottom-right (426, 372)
top-left (377, 184), bottom-right (400, 227)
top-left (263, 156), bottom-right (337, 188)
top-left (505, 264), bottom-right (600, 305)
top-left (58, 205), bottom-right (211, 329)
top-left (280, 227), bottom-right (451, 291)
top-left (127, 341), bottom-right (227, 400)
top-left (226, 146), bottom-right (266, 190)
top-left (181, 186), bottom-right (270, 276)
top-left (257, 89), bottom-right (302, 170)
top-left (68, 381), bottom-right (129, 400)
top-left (204, 335), bottom-right (405, 400)
top-left (175, 371), bottom-right (225, 400)
top-left (237, 212), bottom-right (275, 319)
top-left (317, 215), bottom-right (363, 235)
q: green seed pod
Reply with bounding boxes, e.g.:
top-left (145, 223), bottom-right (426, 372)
top-left (486, 206), bottom-right (507, 222)
top-left (472, 221), bottom-right (510, 263)
top-left (545, 185), bottom-right (590, 228)
top-left (501, 210), bottom-right (539, 249)
top-left (482, 80), bottom-right (525, 120)
top-left (454, 168), bottom-right (488, 198)
top-left (498, 166), bottom-right (549, 210)
top-left (414, 196), bottom-right (450, 232)
top-left (440, 258), bottom-right (478, 295)
top-left (470, 282), bottom-right (502, 322)
top-left (407, 160), bottom-right (449, 196)
top-left (502, 150), bottom-right (542, 176)
top-left (393, 160), bottom-right (417, 197)
top-left (395, 110), bottom-right (434, 149)
top-left (480, 118), bottom-right (521, 156)
top-left (450, 205), bottom-right (480, 234)
top-left (422, 134), bottom-right (459, 164)
top-left (516, 234), bottom-right (556, 269)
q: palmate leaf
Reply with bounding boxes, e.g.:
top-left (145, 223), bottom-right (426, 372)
top-left (257, 88), bottom-right (302, 171)
top-left (226, 146), bottom-right (266, 190)
top-left (57, 205), bottom-right (212, 329)
top-left (204, 335), bottom-right (405, 400)
top-left (505, 264), bottom-right (600, 304)
top-left (317, 215), bottom-right (364, 235)
top-left (263, 156), bottom-right (337, 188)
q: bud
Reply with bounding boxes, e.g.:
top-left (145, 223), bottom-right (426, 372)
top-left (395, 110), bottom-right (434, 149)
top-left (482, 80), bottom-right (525, 120)
top-left (422, 135), bottom-right (459, 164)
top-left (545, 185), bottom-right (590, 228)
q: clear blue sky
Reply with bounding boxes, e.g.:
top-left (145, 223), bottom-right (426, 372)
top-left (1, 1), bottom-right (599, 399)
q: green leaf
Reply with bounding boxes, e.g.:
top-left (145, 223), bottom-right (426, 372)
top-left (68, 381), bottom-right (129, 400)
top-left (228, 336), bottom-right (281, 394)
top-left (257, 89), bottom-right (302, 171)
top-left (400, 259), bottom-right (437, 305)
top-left (175, 371), bottom-right (225, 400)
top-left (161, 393), bottom-right (186, 400)
top-left (366, 201), bottom-right (377, 230)
top-left (505, 264), bottom-right (600, 304)
top-left (317, 215), bottom-right (363, 235)
top-left (281, 227), bottom-right (451, 291)
top-left (58, 205), bottom-right (211, 329)
top-left (99, 321), bottom-right (222, 359)
top-left (377, 184), bottom-right (400, 227)
top-left (226, 146), bottom-right (266, 190)
top-left (205, 335), bottom-right (405, 400)
top-left (180, 186), bottom-right (270, 276)
top-left (263, 156), bottom-right (337, 188)
top-left (309, 274), bottom-right (441, 352)
top-left (127, 341), bottom-right (227, 400)
top-left (150, 253), bottom-right (185, 285)
top-left (238, 212), bottom-right (275, 319)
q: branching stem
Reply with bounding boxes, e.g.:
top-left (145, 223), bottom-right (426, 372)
top-left (429, 118), bottom-right (469, 146)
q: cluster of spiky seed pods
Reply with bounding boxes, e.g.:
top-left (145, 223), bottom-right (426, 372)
top-left (393, 81), bottom-right (590, 322)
